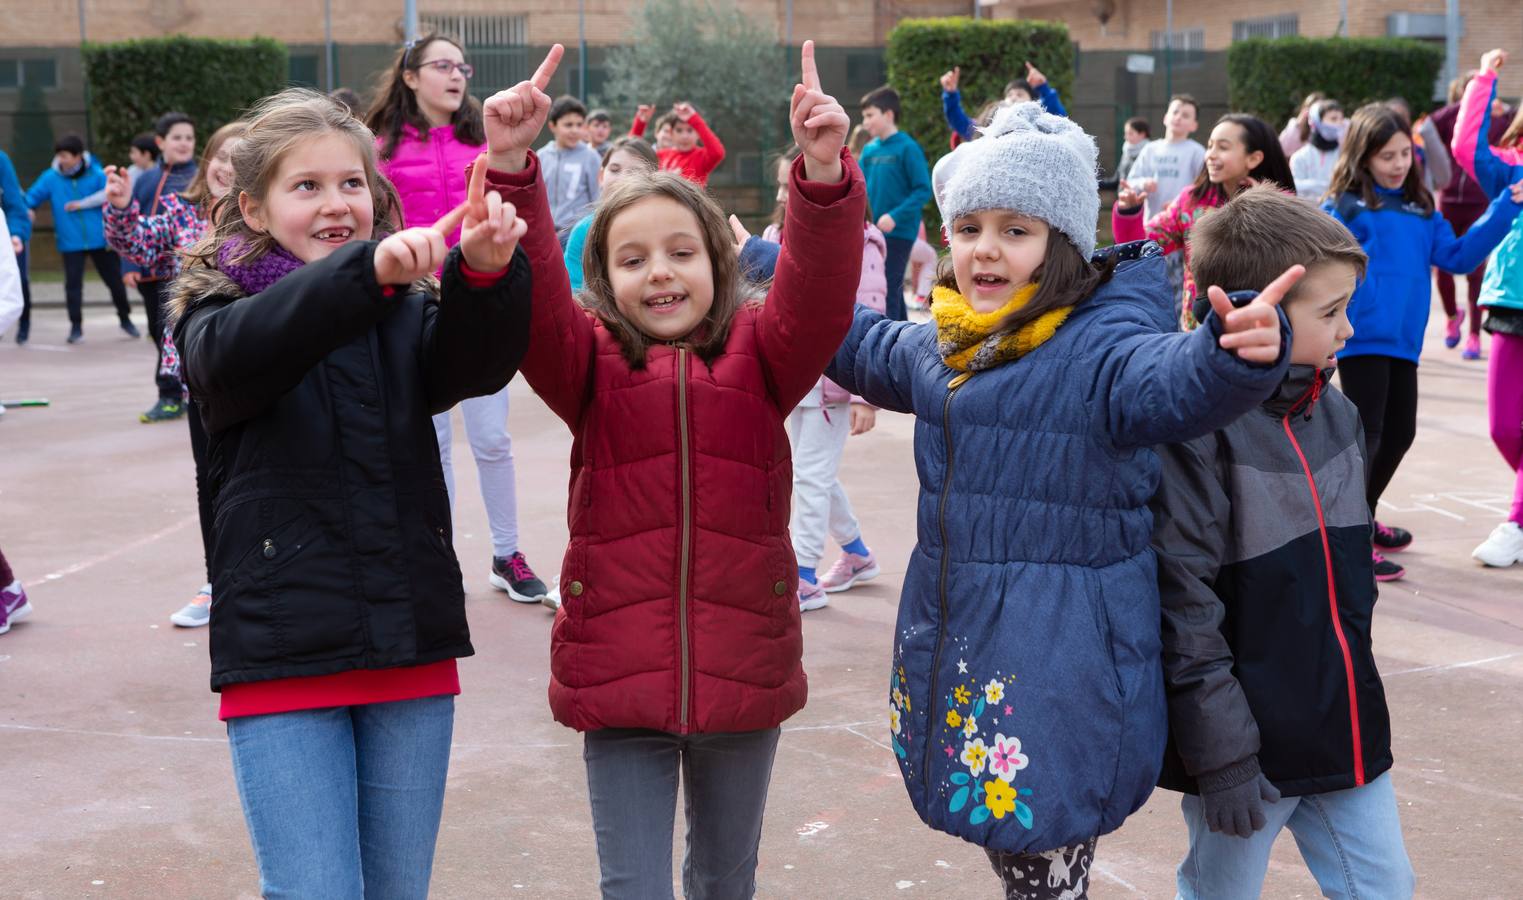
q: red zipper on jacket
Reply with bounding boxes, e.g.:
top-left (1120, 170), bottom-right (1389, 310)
top-left (1280, 386), bottom-right (1366, 786)
top-left (676, 348), bottom-right (694, 733)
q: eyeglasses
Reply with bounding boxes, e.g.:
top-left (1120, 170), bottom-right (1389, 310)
top-left (414, 59), bottom-right (474, 79)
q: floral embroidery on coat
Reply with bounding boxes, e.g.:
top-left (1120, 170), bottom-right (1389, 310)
top-left (888, 643), bottom-right (1035, 831)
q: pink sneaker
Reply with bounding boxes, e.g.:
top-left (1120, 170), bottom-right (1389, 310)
top-left (1462, 333), bottom-right (1482, 361)
top-left (818, 550), bottom-right (880, 593)
top-left (1444, 311), bottom-right (1464, 348)
top-left (799, 577), bottom-right (829, 612)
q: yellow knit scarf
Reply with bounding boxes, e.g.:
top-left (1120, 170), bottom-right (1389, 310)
top-left (930, 283), bottom-right (1072, 372)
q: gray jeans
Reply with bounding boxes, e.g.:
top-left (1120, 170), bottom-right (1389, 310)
top-left (583, 727), bottom-right (781, 900)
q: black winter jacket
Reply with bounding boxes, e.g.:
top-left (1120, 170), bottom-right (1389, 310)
top-left (1149, 365), bottom-right (1393, 797)
top-left (170, 241), bottom-right (531, 690)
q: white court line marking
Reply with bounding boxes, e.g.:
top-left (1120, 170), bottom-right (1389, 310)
top-left (1384, 651), bottom-right (1523, 677)
top-left (35, 514), bottom-right (198, 585)
top-left (0, 723), bottom-right (223, 744)
top-left (0, 722), bottom-right (570, 752)
top-left (1093, 862), bottom-right (1143, 894)
top-left (844, 726), bottom-right (892, 753)
top-left (783, 720), bottom-right (877, 733)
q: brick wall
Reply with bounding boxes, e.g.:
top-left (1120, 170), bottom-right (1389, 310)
top-left (993, 0), bottom-right (1523, 99)
top-left (22, 0), bottom-right (969, 49)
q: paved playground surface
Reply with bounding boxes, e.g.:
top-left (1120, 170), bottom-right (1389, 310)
top-left (3, 301), bottom-right (1519, 899)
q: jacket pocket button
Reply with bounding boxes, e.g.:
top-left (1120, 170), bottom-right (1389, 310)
top-left (568, 581), bottom-right (584, 597)
top-left (262, 539), bottom-right (277, 560)
top-left (773, 580), bottom-right (787, 596)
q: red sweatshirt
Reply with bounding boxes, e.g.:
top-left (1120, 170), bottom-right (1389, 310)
top-left (629, 112), bottom-right (726, 186)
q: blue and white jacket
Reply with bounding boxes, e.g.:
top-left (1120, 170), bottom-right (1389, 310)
top-left (1324, 184), bottom-right (1520, 362)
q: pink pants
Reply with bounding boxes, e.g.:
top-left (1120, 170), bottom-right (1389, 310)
top-left (1488, 330), bottom-right (1523, 525)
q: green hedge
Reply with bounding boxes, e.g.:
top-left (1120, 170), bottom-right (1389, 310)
top-left (1228, 37), bottom-right (1444, 128)
top-left (83, 36), bottom-right (289, 166)
top-left (884, 17), bottom-right (1072, 237)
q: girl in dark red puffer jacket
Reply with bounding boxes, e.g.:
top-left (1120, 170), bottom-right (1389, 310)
top-left (486, 42), bottom-right (864, 897)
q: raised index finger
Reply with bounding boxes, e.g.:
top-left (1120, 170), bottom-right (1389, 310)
top-left (433, 201), bottom-right (469, 239)
top-left (801, 40), bottom-right (820, 92)
top-left (532, 44), bottom-right (564, 92)
top-left (467, 152), bottom-right (487, 205)
top-left (1256, 264), bottom-right (1305, 307)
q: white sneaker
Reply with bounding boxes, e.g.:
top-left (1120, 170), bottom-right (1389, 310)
top-left (1472, 522), bottom-right (1523, 568)
top-left (170, 584), bottom-right (213, 627)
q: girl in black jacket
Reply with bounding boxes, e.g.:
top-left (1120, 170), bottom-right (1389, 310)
top-left (171, 88), bottom-right (531, 899)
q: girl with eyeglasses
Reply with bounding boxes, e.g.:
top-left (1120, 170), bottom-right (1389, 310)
top-left (365, 33), bottom-right (554, 603)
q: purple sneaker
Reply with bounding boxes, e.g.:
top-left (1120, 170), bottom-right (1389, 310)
top-left (0, 581), bottom-right (32, 635)
top-left (818, 550), bottom-right (880, 593)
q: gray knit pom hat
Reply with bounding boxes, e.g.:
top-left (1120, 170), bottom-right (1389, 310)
top-left (936, 101), bottom-right (1100, 258)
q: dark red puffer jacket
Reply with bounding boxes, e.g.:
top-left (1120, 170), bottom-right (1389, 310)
top-left (493, 150), bottom-right (865, 734)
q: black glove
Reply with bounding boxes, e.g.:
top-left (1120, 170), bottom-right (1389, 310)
top-left (1198, 756), bottom-right (1282, 838)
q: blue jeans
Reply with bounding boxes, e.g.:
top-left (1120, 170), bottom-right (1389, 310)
top-left (584, 727), bottom-right (781, 900)
top-left (882, 235), bottom-right (914, 321)
top-left (226, 696), bottom-right (455, 900)
top-left (1177, 772), bottom-right (1414, 900)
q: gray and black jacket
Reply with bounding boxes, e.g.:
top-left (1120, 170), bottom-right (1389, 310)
top-left (1150, 364), bottom-right (1393, 797)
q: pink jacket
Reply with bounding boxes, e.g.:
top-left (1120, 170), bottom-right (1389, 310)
top-left (1113, 186), bottom-right (1227, 327)
top-left (765, 222), bottom-right (887, 405)
top-left (376, 124), bottom-right (486, 246)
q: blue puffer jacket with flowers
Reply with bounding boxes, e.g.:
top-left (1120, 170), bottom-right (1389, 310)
top-left (826, 243), bottom-right (1290, 854)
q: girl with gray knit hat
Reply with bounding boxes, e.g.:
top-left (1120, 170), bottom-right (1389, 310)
top-left (826, 102), bottom-right (1302, 899)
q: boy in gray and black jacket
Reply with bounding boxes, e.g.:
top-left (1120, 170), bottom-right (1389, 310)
top-left (1149, 185), bottom-right (1415, 899)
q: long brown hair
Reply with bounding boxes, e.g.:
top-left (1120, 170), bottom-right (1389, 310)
top-left (364, 33), bottom-right (486, 161)
top-left (1324, 103), bottom-right (1433, 214)
top-left (180, 121), bottom-right (248, 208)
top-left (935, 229), bottom-right (1116, 335)
top-left (185, 89), bottom-right (402, 272)
top-left (581, 172), bottom-right (762, 369)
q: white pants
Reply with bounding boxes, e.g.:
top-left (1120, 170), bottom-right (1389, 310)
top-left (433, 386), bottom-right (518, 558)
top-left (787, 403), bottom-right (861, 569)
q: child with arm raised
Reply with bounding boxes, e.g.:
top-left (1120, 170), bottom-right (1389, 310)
top-left (480, 41), bottom-right (864, 896)
top-left (171, 89), bottom-right (531, 899)
top-left (827, 101), bottom-right (1296, 897)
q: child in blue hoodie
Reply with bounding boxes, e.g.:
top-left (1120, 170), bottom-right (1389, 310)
top-left (1323, 102), bottom-right (1523, 581)
top-left (25, 134), bottom-right (135, 342)
top-left (828, 102), bottom-right (1298, 900)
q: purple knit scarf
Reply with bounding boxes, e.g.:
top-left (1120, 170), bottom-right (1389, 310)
top-left (217, 237), bottom-right (306, 296)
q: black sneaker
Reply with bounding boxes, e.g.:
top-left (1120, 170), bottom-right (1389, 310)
top-left (67, 325), bottom-right (83, 344)
top-left (1372, 521), bottom-right (1412, 552)
top-left (120, 318), bottom-right (141, 338)
top-left (1373, 549), bottom-right (1406, 582)
top-left (14, 321), bottom-right (27, 345)
top-left (140, 397), bottom-right (186, 423)
top-left (490, 552), bottom-right (548, 603)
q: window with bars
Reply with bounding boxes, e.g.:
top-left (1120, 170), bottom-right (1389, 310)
top-left (1149, 29), bottom-right (1205, 52)
top-left (1149, 29), bottom-right (1206, 68)
top-left (421, 14), bottom-right (529, 94)
top-left (1233, 15), bottom-right (1299, 41)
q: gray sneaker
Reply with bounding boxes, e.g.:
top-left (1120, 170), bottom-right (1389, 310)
top-left (170, 584), bottom-right (212, 627)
